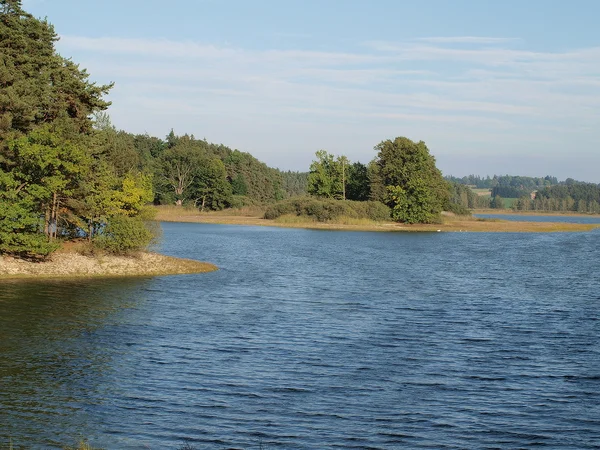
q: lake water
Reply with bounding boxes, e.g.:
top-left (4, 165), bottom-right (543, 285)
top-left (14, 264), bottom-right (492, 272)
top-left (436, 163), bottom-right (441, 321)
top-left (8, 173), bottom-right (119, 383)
top-left (2, 223), bottom-right (600, 449)
top-left (474, 213), bottom-right (600, 224)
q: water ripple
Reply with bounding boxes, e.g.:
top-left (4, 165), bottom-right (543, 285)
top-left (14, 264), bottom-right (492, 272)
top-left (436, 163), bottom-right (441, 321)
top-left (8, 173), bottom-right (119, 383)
top-left (1, 224), bottom-right (599, 449)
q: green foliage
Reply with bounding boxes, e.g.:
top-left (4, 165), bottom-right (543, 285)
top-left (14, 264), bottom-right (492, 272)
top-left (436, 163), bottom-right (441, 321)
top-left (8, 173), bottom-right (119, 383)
top-left (264, 197), bottom-right (391, 222)
top-left (280, 170), bottom-right (308, 197)
top-left (387, 182), bottom-right (442, 224)
top-left (445, 203), bottom-right (471, 216)
top-left (94, 214), bottom-right (156, 255)
top-left (446, 174), bottom-right (557, 189)
top-left (154, 137), bottom-right (233, 209)
top-left (231, 173), bottom-right (248, 195)
top-left (444, 182), bottom-right (474, 215)
top-left (0, 124), bottom-right (89, 254)
top-left (229, 195), bottom-right (258, 209)
top-left (490, 194), bottom-right (505, 209)
top-left (447, 182), bottom-right (475, 209)
top-left (157, 141), bottom-right (205, 205)
top-left (0, 1), bottom-right (119, 258)
top-left (346, 162), bottom-right (370, 201)
top-left (223, 149), bottom-right (283, 202)
top-left (192, 158), bottom-right (232, 210)
top-left (0, 0), bottom-right (111, 135)
top-left (0, 201), bottom-right (58, 257)
top-left (307, 150), bottom-right (344, 199)
top-left (374, 137), bottom-right (448, 224)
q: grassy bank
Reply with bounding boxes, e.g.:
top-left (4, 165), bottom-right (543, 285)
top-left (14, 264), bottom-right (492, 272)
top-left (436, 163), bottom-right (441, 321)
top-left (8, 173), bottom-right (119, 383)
top-left (153, 206), bottom-right (600, 233)
top-left (0, 249), bottom-right (217, 280)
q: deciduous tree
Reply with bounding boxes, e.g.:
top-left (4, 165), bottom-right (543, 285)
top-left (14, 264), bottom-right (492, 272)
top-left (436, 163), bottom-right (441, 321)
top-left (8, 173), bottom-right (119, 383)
top-left (373, 137), bottom-right (448, 224)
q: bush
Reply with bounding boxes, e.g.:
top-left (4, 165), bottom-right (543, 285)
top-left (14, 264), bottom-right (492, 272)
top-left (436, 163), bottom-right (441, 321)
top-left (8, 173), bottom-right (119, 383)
top-left (445, 202), bottom-right (471, 216)
top-left (264, 197), bottom-right (391, 222)
top-left (229, 195), bottom-right (263, 209)
top-left (94, 215), bottom-right (158, 254)
top-left (0, 230), bottom-right (59, 259)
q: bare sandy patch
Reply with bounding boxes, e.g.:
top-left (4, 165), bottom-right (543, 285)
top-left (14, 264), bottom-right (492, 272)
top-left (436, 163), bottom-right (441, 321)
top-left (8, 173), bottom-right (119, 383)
top-left (0, 252), bottom-right (217, 280)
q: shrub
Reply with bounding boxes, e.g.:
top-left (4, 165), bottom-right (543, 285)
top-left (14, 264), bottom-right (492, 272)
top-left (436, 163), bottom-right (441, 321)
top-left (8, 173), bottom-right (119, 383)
top-left (445, 202), bottom-right (471, 216)
top-left (264, 197), bottom-right (391, 222)
top-left (229, 195), bottom-right (265, 209)
top-left (94, 215), bottom-right (158, 254)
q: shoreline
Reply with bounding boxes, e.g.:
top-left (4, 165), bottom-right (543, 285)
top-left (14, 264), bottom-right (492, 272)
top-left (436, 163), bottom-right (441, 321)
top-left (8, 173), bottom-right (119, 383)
top-left (474, 209), bottom-right (600, 217)
top-left (154, 208), bottom-right (600, 233)
top-left (0, 251), bottom-right (218, 280)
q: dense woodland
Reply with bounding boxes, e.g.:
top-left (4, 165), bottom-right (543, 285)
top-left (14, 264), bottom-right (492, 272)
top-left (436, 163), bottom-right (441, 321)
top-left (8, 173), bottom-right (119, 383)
top-left (447, 174), bottom-right (600, 213)
top-left (0, 0), bottom-right (309, 257)
top-left (445, 174), bottom-right (559, 189)
top-left (1, 0), bottom-right (598, 258)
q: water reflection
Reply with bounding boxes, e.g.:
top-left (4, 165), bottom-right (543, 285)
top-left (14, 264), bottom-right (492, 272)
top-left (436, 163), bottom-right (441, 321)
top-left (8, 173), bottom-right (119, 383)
top-left (2, 224), bottom-right (600, 449)
top-left (0, 279), bottom-right (151, 448)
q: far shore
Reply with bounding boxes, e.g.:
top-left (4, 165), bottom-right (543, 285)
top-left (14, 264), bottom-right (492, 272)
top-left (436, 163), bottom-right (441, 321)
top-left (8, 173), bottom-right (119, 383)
top-left (474, 209), bottom-right (600, 217)
top-left (0, 251), bottom-right (218, 280)
top-left (153, 206), bottom-right (600, 233)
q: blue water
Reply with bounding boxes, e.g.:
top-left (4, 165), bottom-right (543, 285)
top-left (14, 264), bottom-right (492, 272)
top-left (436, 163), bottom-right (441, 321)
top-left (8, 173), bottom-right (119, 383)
top-left (474, 213), bottom-right (600, 224)
top-left (1, 223), bottom-right (600, 449)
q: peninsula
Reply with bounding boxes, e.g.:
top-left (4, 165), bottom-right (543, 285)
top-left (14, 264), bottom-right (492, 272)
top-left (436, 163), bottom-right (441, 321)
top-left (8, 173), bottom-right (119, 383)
top-left (0, 250), bottom-right (217, 280)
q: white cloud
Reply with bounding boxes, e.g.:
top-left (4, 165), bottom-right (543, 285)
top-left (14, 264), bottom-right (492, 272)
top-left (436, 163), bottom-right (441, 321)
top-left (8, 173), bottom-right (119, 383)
top-left (56, 34), bottom-right (600, 179)
top-left (414, 36), bottom-right (519, 44)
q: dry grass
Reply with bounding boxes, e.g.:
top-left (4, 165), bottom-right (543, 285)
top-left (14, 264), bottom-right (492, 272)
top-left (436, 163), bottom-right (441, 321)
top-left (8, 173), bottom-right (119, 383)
top-left (0, 250), bottom-right (217, 280)
top-left (403, 216), bottom-right (599, 232)
top-left (155, 204), bottom-right (265, 219)
top-left (153, 206), bottom-right (600, 233)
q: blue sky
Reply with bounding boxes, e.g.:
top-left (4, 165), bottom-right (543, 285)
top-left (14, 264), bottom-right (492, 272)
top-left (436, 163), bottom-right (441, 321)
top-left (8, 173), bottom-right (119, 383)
top-left (24, 0), bottom-right (600, 181)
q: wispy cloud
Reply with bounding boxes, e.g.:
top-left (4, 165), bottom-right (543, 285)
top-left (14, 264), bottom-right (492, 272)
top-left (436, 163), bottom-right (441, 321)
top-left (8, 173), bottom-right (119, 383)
top-left (414, 36), bottom-right (520, 44)
top-left (56, 34), bottom-right (600, 178)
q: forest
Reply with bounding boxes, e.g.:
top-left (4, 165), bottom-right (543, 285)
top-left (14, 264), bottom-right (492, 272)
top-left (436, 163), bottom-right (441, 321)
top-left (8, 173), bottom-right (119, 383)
top-left (1, 0), bottom-right (598, 259)
top-left (446, 174), bottom-right (600, 213)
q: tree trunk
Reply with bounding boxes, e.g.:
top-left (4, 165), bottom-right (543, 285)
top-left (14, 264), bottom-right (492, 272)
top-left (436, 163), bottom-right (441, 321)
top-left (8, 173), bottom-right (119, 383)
top-left (44, 206), bottom-right (50, 237)
top-left (54, 198), bottom-right (59, 239)
top-left (49, 192), bottom-right (57, 241)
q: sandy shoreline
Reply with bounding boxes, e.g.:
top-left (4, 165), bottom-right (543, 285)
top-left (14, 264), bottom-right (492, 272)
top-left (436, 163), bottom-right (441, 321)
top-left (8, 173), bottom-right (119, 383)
top-left (0, 252), bottom-right (218, 280)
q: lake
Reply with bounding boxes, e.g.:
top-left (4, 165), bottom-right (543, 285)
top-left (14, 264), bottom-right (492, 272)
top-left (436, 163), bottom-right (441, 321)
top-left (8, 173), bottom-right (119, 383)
top-left (2, 223), bottom-right (600, 449)
top-left (474, 213), bottom-right (600, 224)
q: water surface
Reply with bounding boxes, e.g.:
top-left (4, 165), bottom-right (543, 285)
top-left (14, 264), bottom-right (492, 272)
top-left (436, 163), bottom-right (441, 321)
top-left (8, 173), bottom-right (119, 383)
top-left (475, 213), bottom-right (600, 224)
top-left (1, 223), bottom-right (599, 449)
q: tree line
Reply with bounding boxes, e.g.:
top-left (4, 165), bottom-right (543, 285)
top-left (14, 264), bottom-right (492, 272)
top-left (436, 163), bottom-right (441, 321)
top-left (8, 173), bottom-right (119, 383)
top-left (305, 138), bottom-right (458, 223)
top-left (446, 174), bottom-right (558, 189)
top-left (3, 0), bottom-right (598, 258)
top-left (79, 117), bottom-right (307, 210)
top-left (0, 0), bottom-right (304, 257)
top-left (513, 182), bottom-right (600, 213)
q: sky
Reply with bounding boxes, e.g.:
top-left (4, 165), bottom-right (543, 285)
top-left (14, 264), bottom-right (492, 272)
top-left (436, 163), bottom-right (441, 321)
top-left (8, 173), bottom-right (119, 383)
top-left (23, 0), bottom-right (600, 181)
